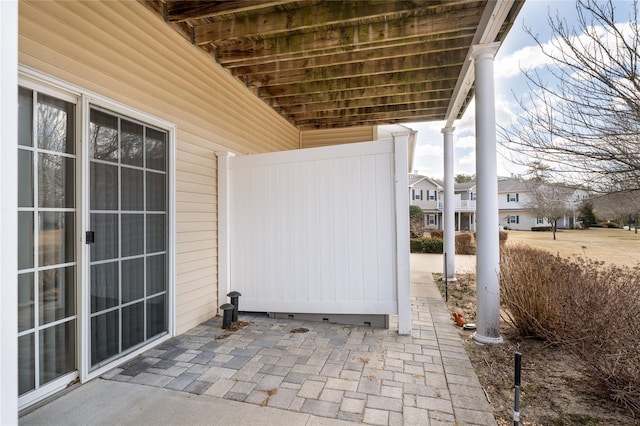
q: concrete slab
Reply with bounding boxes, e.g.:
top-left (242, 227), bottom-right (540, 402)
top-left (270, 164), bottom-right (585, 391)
top-left (20, 380), bottom-right (356, 426)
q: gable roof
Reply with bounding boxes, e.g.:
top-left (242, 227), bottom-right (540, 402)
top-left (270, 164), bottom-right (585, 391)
top-left (408, 174), bottom-right (442, 189)
top-left (497, 177), bottom-right (531, 193)
top-left (455, 181), bottom-right (476, 191)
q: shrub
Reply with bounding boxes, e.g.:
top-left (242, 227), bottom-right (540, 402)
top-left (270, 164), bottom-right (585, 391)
top-left (409, 237), bottom-right (443, 253)
top-left (500, 245), bottom-right (640, 414)
top-left (531, 226), bottom-right (552, 232)
top-left (471, 231), bottom-right (508, 244)
top-left (455, 233), bottom-right (474, 254)
top-left (409, 205), bottom-right (425, 238)
top-left (429, 230), bottom-right (443, 239)
top-left (594, 221), bottom-right (620, 228)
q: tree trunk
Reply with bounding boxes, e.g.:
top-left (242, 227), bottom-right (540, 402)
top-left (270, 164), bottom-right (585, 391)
top-left (553, 219), bottom-right (557, 240)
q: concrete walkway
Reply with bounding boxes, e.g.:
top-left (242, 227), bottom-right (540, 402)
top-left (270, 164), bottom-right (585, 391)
top-left (21, 254), bottom-right (491, 426)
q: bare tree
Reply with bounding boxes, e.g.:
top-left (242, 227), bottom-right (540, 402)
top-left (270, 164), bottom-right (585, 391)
top-left (526, 183), bottom-right (573, 240)
top-left (592, 190), bottom-right (640, 232)
top-left (500, 0), bottom-right (640, 193)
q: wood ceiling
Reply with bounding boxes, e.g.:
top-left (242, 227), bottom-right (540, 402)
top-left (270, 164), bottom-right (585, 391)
top-left (141, 0), bottom-right (523, 130)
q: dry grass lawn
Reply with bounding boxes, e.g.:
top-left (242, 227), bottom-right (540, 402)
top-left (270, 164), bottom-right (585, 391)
top-left (505, 228), bottom-right (639, 267)
top-left (441, 228), bottom-right (640, 424)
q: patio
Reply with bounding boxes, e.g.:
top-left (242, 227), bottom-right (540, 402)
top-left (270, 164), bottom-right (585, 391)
top-left (21, 254), bottom-right (493, 426)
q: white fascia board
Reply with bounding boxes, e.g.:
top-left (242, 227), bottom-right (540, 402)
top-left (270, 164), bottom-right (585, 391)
top-left (444, 0), bottom-right (515, 127)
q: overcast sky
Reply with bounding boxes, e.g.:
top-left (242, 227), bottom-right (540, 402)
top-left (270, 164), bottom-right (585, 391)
top-left (392, 0), bottom-right (634, 180)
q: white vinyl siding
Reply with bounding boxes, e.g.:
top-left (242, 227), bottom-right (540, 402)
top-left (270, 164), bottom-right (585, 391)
top-left (300, 126), bottom-right (376, 149)
top-left (19, 0), bottom-right (299, 334)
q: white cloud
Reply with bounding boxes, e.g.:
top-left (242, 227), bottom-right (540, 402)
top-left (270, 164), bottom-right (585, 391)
top-left (455, 135), bottom-right (475, 149)
top-left (495, 44), bottom-right (554, 79)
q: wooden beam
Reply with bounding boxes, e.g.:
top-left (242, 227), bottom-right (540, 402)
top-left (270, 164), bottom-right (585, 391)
top-left (262, 70), bottom-right (461, 98)
top-left (285, 99), bottom-right (451, 120)
top-left (268, 79), bottom-right (458, 100)
top-left (280, 92), bottom-right (452, 115)
top-left (218, 28), bottom-right (477, 68)
top-left (295, 110), bottom-right (448, 129)
top-left (165, 0), bottom-right (298, 22)
top-left (274, 87), bottom-right (455, 108)
top-left (251, 62), bottom-right (463, 91)
top-left (243, 49), bottom-right (466, 88)
top-left (193, 0), bottom-right (478, 44)
top-left (283, 97), bottom-right (451, 119)
top-left (228, 37), bottom-right (473, 77)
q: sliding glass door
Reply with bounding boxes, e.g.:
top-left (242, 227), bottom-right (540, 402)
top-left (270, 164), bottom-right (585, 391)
top-left (17, 87), bottom-right (78, 398)
top-left (18, 82), bottom-right (171, 405)
top-left (88, 108), bottom-right (168, 368)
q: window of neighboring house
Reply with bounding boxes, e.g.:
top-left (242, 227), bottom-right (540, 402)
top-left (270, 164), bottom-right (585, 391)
top-left (428, 190), bottom-right (435, 200)
top-left (427, 215), bottom-right (436, 225)
top-left (536, 217), bottom-right (545, 224)
top-left (412, 189), bottom-right (422, 200)
top-left (509, 215), bottom-right (520, 224)
top-left (507, 193), bottom-right (519, 202)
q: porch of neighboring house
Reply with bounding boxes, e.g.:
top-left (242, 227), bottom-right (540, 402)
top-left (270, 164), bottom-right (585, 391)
top-left (21, 254), bottom-right (496, 426)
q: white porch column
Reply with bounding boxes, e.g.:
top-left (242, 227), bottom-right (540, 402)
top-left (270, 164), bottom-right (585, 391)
top-left (393, 134), bottom-right (411, 335)
top-left (472, 43), bottom-right (503, 344)
top-left (1, 1), bottom-right (19, 422)
top-left (442, 127), bottom-right (456, 281)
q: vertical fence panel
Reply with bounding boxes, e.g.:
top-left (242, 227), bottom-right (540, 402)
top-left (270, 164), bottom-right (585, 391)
top-left (227, 141), bottom-right (399, 314)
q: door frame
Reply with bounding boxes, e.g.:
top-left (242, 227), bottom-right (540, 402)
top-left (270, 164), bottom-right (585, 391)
top-left (18, 66), bottom-right (177, 408)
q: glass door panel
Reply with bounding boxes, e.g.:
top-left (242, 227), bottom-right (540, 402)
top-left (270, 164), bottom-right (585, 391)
top-left (89, 108), bottom-right (168, 368)
top-left (17, 87), bottom-right (77, 398)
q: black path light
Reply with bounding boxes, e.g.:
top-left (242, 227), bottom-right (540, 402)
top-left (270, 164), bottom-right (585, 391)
top-left (227, 291), bottom-right (242, 322)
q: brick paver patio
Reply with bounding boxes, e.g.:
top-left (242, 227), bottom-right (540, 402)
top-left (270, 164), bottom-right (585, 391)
top-left (103, 293), bottom-right (495, 426)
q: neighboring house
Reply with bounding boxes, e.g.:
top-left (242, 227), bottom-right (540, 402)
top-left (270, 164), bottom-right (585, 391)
top-left (447, 181), bottom-right (477, 231)
top-left (409, 175), bottom-right (476, 231)
top-left (410, 174), bottom-right (588, 232)
top-left (497, 177), bottom-right (538, 230)
top-left (409, 174), bottom-right (442, 229)
top-left (498, 177), bottom-right (588, 230)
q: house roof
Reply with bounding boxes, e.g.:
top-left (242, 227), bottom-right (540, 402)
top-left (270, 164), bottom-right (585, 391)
top-left (497, 177), bottom-right (531, 193)
top-left (408, 174), bottom-right (443, 189)
top-left (455, 181), bottom-right (476, 191)
top-left (140, 0), bottom-right (523, 130)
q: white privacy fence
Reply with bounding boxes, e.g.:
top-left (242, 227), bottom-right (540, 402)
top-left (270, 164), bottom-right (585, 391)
top-left (218, 139), bottom-right (411, 333)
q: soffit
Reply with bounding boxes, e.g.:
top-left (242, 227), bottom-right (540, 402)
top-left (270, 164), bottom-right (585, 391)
top-left (140, 0), bottom-right (523, 130)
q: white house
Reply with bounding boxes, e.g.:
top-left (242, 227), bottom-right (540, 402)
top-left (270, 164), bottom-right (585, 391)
top-left (410, 175), bottom-right (589, 232)
top-left (409, 174), bottom-right (442, 229)
top-left (498, 177), bottom-right (589, 230)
